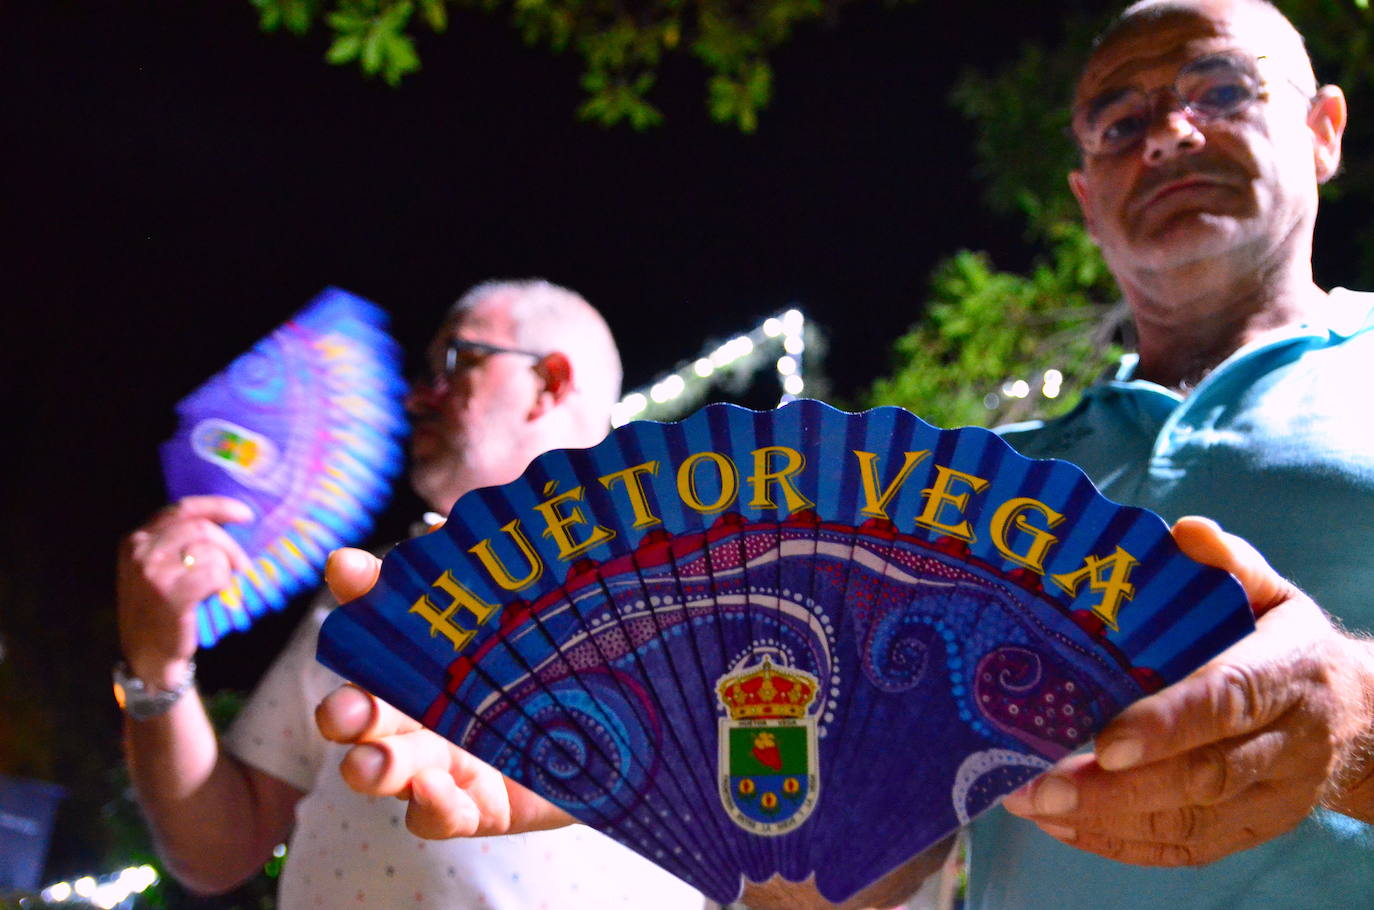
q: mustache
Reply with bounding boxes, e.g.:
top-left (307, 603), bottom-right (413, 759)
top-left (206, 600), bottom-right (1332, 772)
top-left (1128, 159), bottom-right (1244, 212)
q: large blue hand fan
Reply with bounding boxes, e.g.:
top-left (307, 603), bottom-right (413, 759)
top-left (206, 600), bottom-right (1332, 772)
top-left (160, 287), bottom-right (409, 647)
top-left (317, 400), bottom-right (1253, 905)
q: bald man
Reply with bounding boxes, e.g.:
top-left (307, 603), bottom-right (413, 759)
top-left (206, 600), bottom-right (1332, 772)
top-left (116, 280), bottom-right (705, 908)
top-left (314, 4), bottom-right (1374, 909)
top-left (967, 1), bottom-right (1374, 907)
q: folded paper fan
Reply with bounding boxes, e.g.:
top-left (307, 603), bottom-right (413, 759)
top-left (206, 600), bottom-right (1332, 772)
top-left (161, 287), bottom-right (409, 647)
top-left (317, 400), bottom-right (1253, 905)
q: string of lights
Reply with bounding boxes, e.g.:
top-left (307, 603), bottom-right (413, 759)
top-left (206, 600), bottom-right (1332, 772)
top-left (611, 308), bottom-right (813, 427)
top-left (8, 864), bottom-right (162, 909)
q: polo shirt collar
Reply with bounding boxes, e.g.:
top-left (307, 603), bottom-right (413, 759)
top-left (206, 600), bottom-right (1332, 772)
top-left (1107, 287), bottom-right (1374, 387)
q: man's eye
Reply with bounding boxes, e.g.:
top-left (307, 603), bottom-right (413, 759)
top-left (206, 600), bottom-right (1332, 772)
top-left (1100, 115), bottom-right (1147, 147)
top-left (451, 351), bottom-right (484, 371)
top-left (1193, 82), bottom-right (1251, 114)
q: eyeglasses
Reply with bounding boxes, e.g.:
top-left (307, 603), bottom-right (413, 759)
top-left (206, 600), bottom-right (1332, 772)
top-left (419, 338), bottom-right (546, 388)
top-left (1072, 52), bottom-right (1295, 157)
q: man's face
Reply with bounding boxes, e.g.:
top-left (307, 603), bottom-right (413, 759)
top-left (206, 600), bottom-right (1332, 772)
top-left (407, 295), bottom-right (544, 513)
top-left (1068, 0), bottom-right (1326, 280)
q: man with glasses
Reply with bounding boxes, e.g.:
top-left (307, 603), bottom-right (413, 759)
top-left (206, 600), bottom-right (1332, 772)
top-left (314, 2), bottom-right (1374, 908)
top-left (970, 0), bottom-right (1374, 907)
top-left (115, 280), bottom-right (705, 908)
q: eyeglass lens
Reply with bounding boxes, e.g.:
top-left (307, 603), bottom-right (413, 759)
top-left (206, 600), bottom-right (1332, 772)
top-left (1078, 53), bottom-right (1261, 155)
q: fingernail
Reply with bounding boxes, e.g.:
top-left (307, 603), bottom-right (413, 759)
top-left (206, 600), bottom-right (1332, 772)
top-left (350, 744), bottom-right (386, 781)
top-left (1098, 737), bottom-right (1144, 770)
top-left (1035, 776), bottom-right (1078, 815)
top-left (322, 685), bottom-right (373, 735)
top-left (229, 500), bottom-right (256, 520)
top-left (1001, 785), bottom-right (1033, 815)
top-left (1039, 822), bottom-right (1077, 841)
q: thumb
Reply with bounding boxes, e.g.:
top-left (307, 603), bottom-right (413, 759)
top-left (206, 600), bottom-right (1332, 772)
top-left (1171, 515), bottom-right (1292, 618)
top-left (325, 547), bottom-right (382, 604)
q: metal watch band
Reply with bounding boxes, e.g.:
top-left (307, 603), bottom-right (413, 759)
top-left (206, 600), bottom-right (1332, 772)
top-left (112, 660), bottom-right (197, 721)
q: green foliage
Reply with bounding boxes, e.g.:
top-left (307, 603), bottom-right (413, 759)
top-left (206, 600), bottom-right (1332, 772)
top-left (1281, 0), bottom-right (1374, 210)
top-left (321, 1), bottom-right (421, 85)
top-left (865, 6), bottom-right (1125, 429)
top-left (246, 0), bottom-right (879, 130)
top-left (866, 220), bottom-right (1127, 429)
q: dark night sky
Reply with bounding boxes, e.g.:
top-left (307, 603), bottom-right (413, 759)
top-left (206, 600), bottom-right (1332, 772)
top-left (3, 0), bottom-right (1082, 875)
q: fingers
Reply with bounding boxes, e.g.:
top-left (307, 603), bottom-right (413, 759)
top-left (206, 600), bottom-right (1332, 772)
top-left (146, 496), bottom-right (255, 532)
top-left (325, 548), bottom-right (382, 604)
top-left (316, 685), bottom-right (423, 743)
top-left (123, 496), bottom-right (255, 597)
top-left (1087, 519), bottom-right (1314, 772)
top-left (402, 766), bottom-right (573, 840)
top-left (1171, 516), bottom-right (1296, 617)
top-left (1025, 780), bottom-right (1306, 867)
top-left (407, 767), bottom-right (483, 838)
top-left (1092, 653), bottom-right (1284, 773)
top-left (1007, 724), bottom-right (1322, 819)
top-left (316, 684), bottom-right (576, 839)
top-left (338, 730), bottom-right (459, 797)
top-left (502, 777), bottom-right (576, 833)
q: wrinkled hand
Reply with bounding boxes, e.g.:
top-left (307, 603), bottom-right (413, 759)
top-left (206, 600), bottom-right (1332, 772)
top-left (116, 496), bottom-right (253, 685)
top-left (316, 546), bottom-right (574, 839)
top-left (1002, 515), bottom-right (1374, 866)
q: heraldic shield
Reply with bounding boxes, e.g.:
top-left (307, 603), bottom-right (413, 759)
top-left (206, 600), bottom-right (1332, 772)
top-left (717, 658), bottom-right (820, 835)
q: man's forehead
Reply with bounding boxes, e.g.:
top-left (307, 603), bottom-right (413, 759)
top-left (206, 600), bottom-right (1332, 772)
top-left (439, 296), bottom-right (515, 343)
top-left (1076, 0), bottom-right (1301, 101)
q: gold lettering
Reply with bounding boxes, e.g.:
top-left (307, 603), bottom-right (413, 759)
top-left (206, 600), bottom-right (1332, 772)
top-left (599, 461), bottom-right (663, 530)
top-left (989, 497), bottom-right (1065, 573)
top-left (1050, 546), bottom-right (1139, 630)
top-left (469, 519), bottom-right (544, 591)
top-left (915, 465), bottom-right (989, 542)
top-left (747, 446), bottom-right (815, 516)
top-left (677, 452), bottom-right (740, 513)
top-left (408, 569), bottom-right (500, 652)
top-left (532, 486), bottom-right (616, 561)
top-left (853, 450), bottom-right (931, 520)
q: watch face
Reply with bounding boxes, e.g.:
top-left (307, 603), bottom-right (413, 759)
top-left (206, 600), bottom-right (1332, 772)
top-left (113, 663), bottom-right (194, 720)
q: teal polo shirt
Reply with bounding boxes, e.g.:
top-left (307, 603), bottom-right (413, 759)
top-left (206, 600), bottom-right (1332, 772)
top-left (968, 289), bottom-right (1374, 909)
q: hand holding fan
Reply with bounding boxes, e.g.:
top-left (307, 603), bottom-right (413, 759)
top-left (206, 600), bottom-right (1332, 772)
top-left (160, 287), bottom-right (409, 647)
top-left (317, 400), bottom-right (1253, 906)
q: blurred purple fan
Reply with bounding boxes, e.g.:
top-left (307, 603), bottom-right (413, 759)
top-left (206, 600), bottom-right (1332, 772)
top-left (319, 400), bottom-right (1254, 905)
top-left (161, 287), bottom-right (408, 647)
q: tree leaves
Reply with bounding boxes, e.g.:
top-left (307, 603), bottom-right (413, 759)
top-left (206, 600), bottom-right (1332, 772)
top-left (865, 223), bottom-right (1128, 429)
top-left (864, 6), bottom-right (1128, 430)
top-left (246, 0), bottom-right (869, 130)
top-left (319, 0), bottom-right (420, 84)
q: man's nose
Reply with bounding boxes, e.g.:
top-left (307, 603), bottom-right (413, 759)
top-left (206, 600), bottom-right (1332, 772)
top-left (1141, 107), bottom-right (1206, 166)
top-left (405, 376), bottom-right (446, 415)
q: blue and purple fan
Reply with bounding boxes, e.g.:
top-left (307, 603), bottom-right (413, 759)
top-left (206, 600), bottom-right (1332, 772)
top-left (161, 287), bottom-right (409, 647)
top-left (317, 400), bottom-right (1253, 905)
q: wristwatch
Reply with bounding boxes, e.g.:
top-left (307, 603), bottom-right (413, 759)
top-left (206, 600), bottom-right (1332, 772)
top-left (112, 661), bottom-right (196, 721)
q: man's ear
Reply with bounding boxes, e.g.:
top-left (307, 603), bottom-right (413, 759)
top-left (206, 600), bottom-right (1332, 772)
top-left (1308, 85), bottom-right (1347, 184)
top-left (529, 351), bottom-right (574, 418)
top-left (1068, 170), bottom-right (1096, 236)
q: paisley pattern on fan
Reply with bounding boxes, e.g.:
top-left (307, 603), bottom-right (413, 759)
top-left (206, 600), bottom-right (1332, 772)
top-left (317, 400), bottom-right (1253, 905)
top-left (161, 287), bottom-right (408, 647)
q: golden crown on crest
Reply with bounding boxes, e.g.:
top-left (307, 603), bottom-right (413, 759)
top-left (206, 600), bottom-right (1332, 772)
top-left (716, 658), bottom-right (819, 721)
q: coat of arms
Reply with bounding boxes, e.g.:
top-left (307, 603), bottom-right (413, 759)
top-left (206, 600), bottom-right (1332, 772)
top-left (716, 657), bottom-right (820, 835)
